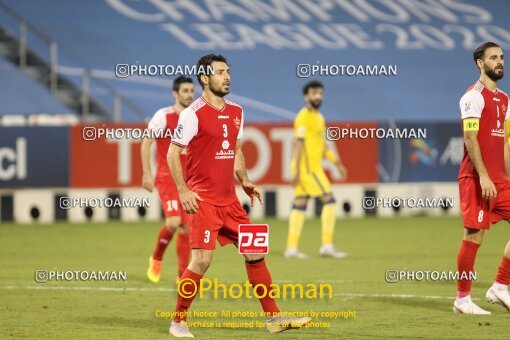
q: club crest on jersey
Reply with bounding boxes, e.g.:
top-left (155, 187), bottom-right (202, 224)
top-left (222, 140), bottom-right (230, 149)
top-left (234, 117), bottom-right (241, 129)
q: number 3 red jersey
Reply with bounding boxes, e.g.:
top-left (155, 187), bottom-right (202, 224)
top-left (172, 97), bottom-right (244, 206)
top-left (458, 80), bottom-right (509, 183)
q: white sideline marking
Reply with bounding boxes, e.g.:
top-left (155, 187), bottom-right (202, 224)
top-left (2, 285), bottom-right (177, 292)
top-left (334, 293), bottom-right (469, 300)
top-left (1, 285), bottom-right (472, 300)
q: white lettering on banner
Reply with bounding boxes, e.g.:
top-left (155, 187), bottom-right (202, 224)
top-left (107, 0), bottom-right (492, 24)
top-left (246, 127), bottom-right (342, 182)
top-left (439, 137), bottom-right (463, 166)
top-left (106, 138), bottom-right (136, 184)
top-left (269, 128), bottom-right (294, 182)
top-left (243, 127), bottom-right (271, 183)
top-left (106, 0), bottom-right (507, 50)
top-left (0, 138), bottom-right (27, 181)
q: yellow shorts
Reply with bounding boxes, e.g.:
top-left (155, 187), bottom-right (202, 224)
top-left (295, 169), bottom-right (331, 197)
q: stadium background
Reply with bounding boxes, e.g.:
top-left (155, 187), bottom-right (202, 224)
top-left (3, 0), bottom-right (509, 223)
top-left (1, 1), bottom-right (510, 338)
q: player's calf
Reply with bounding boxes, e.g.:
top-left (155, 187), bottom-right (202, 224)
top-left (286, 197), bottom-right (309, 258)
top-left (188, 249), bottom-right (213, 275)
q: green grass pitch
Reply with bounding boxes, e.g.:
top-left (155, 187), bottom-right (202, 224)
top-left (2, 216), bottom-right (510, 339)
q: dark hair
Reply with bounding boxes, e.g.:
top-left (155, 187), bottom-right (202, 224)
top-left (173, 76), bottom-right (193, 92)
top-left (302, 80), bottom-right (324, 95)
top-left (196, 54), bottom-right (228, 88)
top-left (473, 42), bottom-right (501, 67)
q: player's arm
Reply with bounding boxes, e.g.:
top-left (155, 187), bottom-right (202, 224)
top-left (168, 109), bottom-right (202, 214)
top-left (292, 115), bottom-right (306, 186)
top-left (505, 125), bottom-right (510, 177)
top-left (291, 139), bottom-right (303, 187)
top-left (460, 90), bottom-right (496, 200)
top-left (323, 139), bottom-right (347, 180)
top-left (463, 120), bottom-right (496, 200)
top-left (141, 136), bottom-right (155, 192)
top-left (143, 110), bottom-right (166, 192)
top-left (168, 143), bottom-right (202, 214)
top-left (234, 140), bottom-right (249, 184)
top-left (234, 120), bottom-right (262, 207)
top-left (505, 108), bottom-right (510, 177)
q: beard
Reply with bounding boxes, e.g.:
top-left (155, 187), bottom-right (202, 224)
top-left (209, 82), bottom-right (230, 97)
top-left (310, 99), bottom-right (322, 109)
top-left (178, 98), bottom-right (193, 108)
top-left (485, 65), bottom-right (504, 81)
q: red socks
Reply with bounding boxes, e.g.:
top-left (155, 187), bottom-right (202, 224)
top-left (457, 240), bottom-right (480, 297)
top-left (152, 226), bottom-right (175, 261)
top-left (495, 257), bottom-right (510, 285)
top-left (245, 259), bottom-right (280, 315)
top-left (173, 269), bottom-right (202, 322)
top-left (172, 260), bottom-right (280, 323)
top-left (176, 232), bottom-right (190, 278)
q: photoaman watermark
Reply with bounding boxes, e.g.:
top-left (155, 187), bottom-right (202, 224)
top-left (177, 278), bottom-right (333, 299)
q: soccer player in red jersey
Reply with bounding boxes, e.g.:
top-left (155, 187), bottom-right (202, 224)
top-left (167, 55), bottom-right (311, 337)
top-left (141, 76), bottom-right (193, 284)
top-left (454, 42), bottom-right (510, 314)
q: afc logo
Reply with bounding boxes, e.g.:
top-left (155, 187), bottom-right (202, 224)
top-left (464, 101), bottom-right (471, 112)
top-left (238, 224), bottom-right (269, 254)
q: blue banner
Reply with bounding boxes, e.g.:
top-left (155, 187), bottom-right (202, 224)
top-left (0, 127), bottom-right (69, 188)
top-left (378, 122), bottom-right (463, 182)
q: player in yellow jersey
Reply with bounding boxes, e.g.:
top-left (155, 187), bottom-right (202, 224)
top-left (285, 80), bottom-right (348, 259)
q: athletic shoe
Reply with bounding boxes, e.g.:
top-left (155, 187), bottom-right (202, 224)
top-left (169, 321), bottom-right (194, 338)
top-left (319, 244), bottom-right (348, 258)
top-left (147, 256), bottom-right (162, 283)
top-left (486, 283), bottom-right (510, 311)
top-left (284, 248), bottom-right (309, 259)
top-left (266, 315), bottom-right (312, 333)
top-left (453, 295), bottom-right (491, 314)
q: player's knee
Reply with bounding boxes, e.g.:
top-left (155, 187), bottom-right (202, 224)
top-left (320, 194), bottom-right (336, 205)
top-left (192, 251), bottom-right (213, 271)
top-left (464, 228), bottom-right (484, 245)
top-left (244, 254), bottom-right (265, 263)
top-left (164, 217), bottom-right (181, 230)
top-left (195, 259), bottom-right (211, 272)
top-left (293, 196), bottom-right (308, 210)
